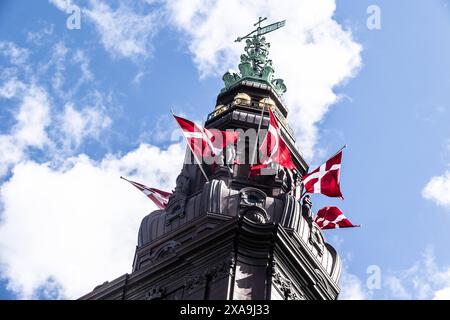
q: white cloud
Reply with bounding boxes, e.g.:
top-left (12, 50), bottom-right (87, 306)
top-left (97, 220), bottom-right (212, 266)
top-left (38, 42), bottom-right (94, 100)
top-left (0, 41), bottom-right (109, 176)
top-left (84, 1), bottom-right (161, 59)
top-left (339, 268), bottom-right (368, 300)
top-left (49, 0), bottom-right (74, 11)
top-left (0, 39), bottom-right (180, 299)
top-left (164, 0), bottom-right (362, 159)
top-left (47, 41), bottom-right (68, 97)
top-left (72, 50), bottom-right (93, 83)
top-left (0, 33), bottom-right (184, 300)
top-left (13, 86), bottom-right (51, 148)
top-left (132, 70), bottom-right (146, 85)
top-left (0, 78), bottom-right (26, 99)
top-left (0, 83), bottom-right (51, 177)
top-left (423, 171), bottom-right (450, 208)
top-left (49, 0), bottom-right (161, 60)
top-left (385, 276), bottom-right (411, 299)
top-left (59, 103), bottom-right (111, 149)
top-left (384, 247), bottom-right (450, 300)
top-left (0, 41), bottom-right (30, 66)
top-left (340, 248), bottom-right (450, 300)
top-left (26, 23), bottom-right (55, 45)
top-left (434, 287), bottom-right (450, 300)
top-left (0, 143), bottom-right (184, 299)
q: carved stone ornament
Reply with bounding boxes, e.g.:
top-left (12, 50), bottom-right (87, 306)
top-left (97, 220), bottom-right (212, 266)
top-left (314, 268), bottom-right (330, 293)
top-left (272, 263), bottom-right (304, 300)
top-left (239, 187), bottom-right (266, 207)
top-left (184, 257), bottom-right (235, 294)
top-left (243, 207), bottom-right (270, 224)
top-left (239, 187), bottom-right (269, 224)
top-left (144, 285), bottom-right (166, 300)
top-left (309, 223), bottom-right (325, 257)
top-left (184, 273), bottom-right (207, 294)
top-left (148, 240), bottom-right (180, 263)
top-left (207, 256), bottom-right (236, 280)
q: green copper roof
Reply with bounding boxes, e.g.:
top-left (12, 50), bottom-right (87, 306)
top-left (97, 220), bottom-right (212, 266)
top-left (222, 18), bottom-right (287, 97)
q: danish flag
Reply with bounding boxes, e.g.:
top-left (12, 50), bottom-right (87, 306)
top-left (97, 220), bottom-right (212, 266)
top-left (121, 176), bottom-right (171, 209)
top-left (314, 206), bottom-right (359, 230)
top-left (250, 109), bottom-right (296, 174)
top-left (302, 147), bottom-right (345, 198)
top-left (173, 114), bottom-right (239, 158)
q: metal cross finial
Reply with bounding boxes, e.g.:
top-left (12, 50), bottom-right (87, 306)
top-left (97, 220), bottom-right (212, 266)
top-left (254, 17), bottom-right (268, 28)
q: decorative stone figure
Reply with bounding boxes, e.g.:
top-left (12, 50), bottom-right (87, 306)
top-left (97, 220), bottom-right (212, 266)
top-left (301, 195), bottom-right (313, 222)
top-left (165, 167), bottom-right (191, 224)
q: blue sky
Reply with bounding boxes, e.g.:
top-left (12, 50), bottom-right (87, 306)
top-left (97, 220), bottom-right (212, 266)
top-left (1, 0), bottom-right (450, 300)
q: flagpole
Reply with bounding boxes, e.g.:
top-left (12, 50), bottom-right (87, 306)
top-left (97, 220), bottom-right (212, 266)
top-left (330, 144), bottom-right (347, 159)
top-left (249, 105), bottom-right (266, 174)
top-left (120, 176), bottom-right (130, 182)
top-left (171, 109), bottom-right (210, 183)
top-left (299, 189), bottom-right (307, 199)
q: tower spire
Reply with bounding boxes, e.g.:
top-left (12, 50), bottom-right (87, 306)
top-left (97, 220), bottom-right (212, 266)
top-left (81, 16), bottom-right (342, 302)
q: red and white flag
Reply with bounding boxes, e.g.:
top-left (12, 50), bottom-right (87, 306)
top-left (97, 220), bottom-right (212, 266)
top-left (121, 176), bottom-right (171, 209)
top-left (173, 114), bottom-right (239, 158)
top-left (314, 206), bottom-right (359, 230)
top-left (302, 147), bottom-right (345, 198)
top-left (250, 109), bottom-right (296, 174)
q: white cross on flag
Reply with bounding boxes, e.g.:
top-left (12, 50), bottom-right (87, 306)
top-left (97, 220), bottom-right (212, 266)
top-left (250, 108), bottom-right (296, 174)
top-left (173, 114), bottom-right (239, 158)
top-left (121, 177), bottom-right (171, 209)
top-left (302, 147), bottom-right (345, 198)
top-left (314, 206), bottom-right (359, 230)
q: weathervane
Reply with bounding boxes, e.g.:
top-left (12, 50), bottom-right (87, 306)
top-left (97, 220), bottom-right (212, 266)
top-left (235, 17), bottom-right (286, 42)
top-left (222, 17), bottom-right (287, 97)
